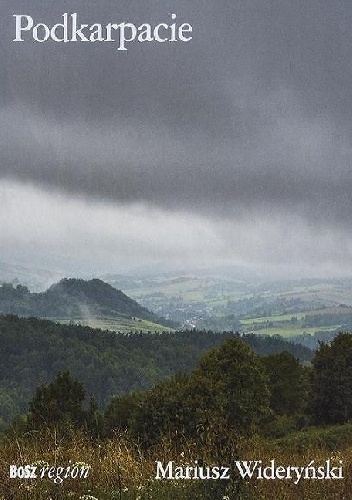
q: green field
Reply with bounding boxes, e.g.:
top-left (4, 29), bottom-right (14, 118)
top-left (242, 324), bottom-right (339, 338)
top-left (52, 316), bottom-right (172, 333)
top-left (240, 312), bottom-right (341, 338)
top-left (241, 313), bottom-right (306, 324)
top-left (124, 276), bottom-right (250, 303)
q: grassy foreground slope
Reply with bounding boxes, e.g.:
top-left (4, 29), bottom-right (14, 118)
top-left (1, 423), bottom-right (352, 498)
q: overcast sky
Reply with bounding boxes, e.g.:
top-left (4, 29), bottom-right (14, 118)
top-left (1, 0), bottom-right (352, 278)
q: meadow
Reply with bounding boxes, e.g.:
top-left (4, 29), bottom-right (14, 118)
top-left (2, 425), bottom-right (352, 499)
top-left (54, 315), bottom-right (171, 333)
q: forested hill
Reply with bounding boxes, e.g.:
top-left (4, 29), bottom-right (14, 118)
top-left (0, 278), bottom-right (171, 327)
top-left (0, 314), bottom-right (313, 429)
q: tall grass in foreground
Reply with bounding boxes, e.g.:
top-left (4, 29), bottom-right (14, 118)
top-left (1, 426), bottom-right (352, 499)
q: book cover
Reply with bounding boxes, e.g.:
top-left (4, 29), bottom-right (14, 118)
top-left (1, 1), bottom-right (352, 498)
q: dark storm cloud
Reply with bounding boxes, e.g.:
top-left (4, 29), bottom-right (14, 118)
top-left (2, 0), bottom-right (352, 227)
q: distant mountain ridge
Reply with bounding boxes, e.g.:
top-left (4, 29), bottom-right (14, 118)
top-left (0, 278), bottom-right (171, 327)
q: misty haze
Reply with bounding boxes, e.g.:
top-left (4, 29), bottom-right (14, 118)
top-left (1, 0), bottom-right (352, 279)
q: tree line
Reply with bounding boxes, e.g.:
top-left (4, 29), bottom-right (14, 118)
top-left (0, 314), bottom-right (312, 431)
top-left (11, 332), bottom-right (352, 446)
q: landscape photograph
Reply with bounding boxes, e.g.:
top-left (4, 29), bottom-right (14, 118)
top-left (2, 0), bottom-right (352, 498)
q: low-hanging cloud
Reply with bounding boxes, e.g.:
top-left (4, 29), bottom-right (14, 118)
top-left (1, 180), bottom-right (351, 277)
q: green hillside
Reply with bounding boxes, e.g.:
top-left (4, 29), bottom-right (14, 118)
top-left (0, 314), bottom-right (312, 429)
top-left (0, 278), bottom-right (173, 330)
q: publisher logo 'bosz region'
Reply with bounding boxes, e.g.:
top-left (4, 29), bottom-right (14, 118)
top-left (13, 13), bottom-right (193, 51)
top-left (9, 462), bottom-right (90, 484)
top-left (155, 459), bottom-right (344, 484)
